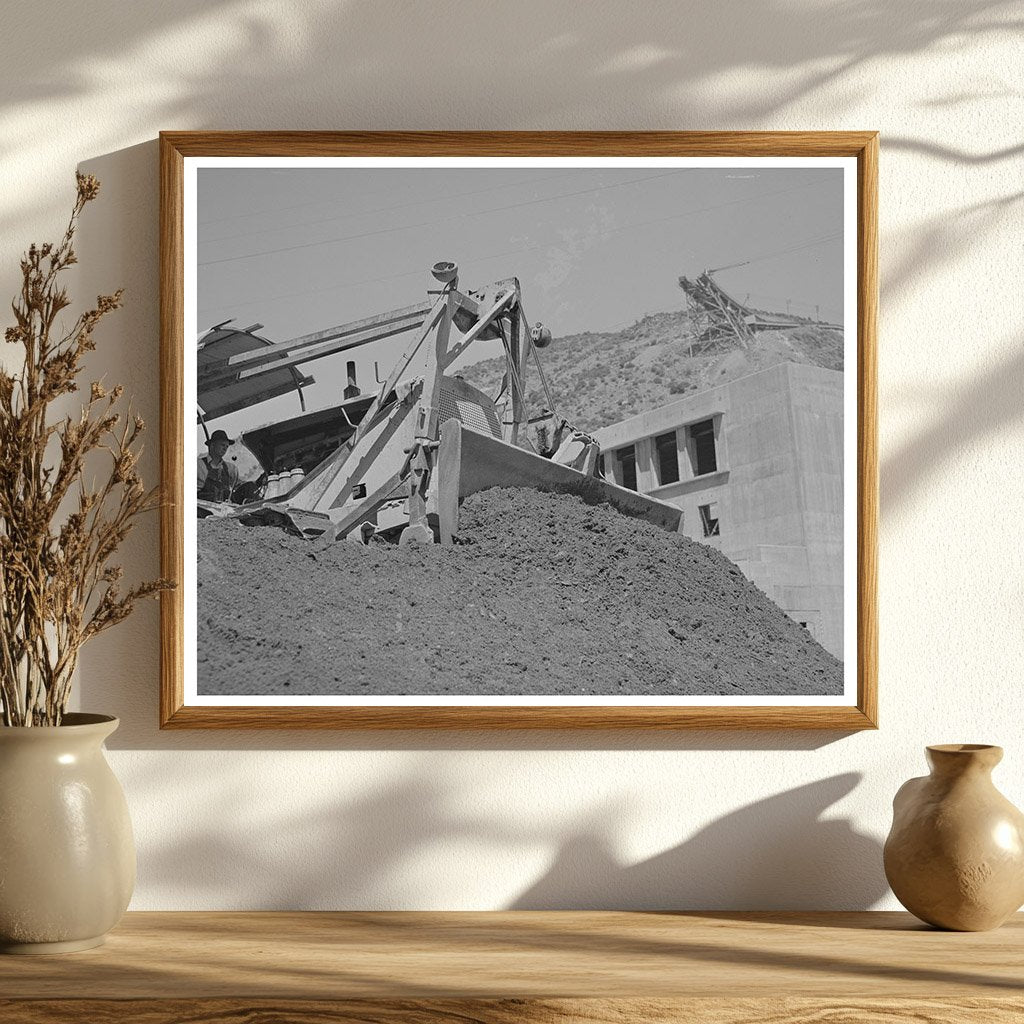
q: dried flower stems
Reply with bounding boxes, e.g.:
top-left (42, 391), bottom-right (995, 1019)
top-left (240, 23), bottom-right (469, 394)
top-left (0, 173), bottom-right (172, 726)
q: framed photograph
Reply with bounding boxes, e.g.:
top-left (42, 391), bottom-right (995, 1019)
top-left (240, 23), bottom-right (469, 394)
top-left (159, 131), bottom-right (877, 729)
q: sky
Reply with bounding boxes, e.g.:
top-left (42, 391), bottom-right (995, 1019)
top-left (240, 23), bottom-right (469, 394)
top-left (196, 164), bottom-right (844, 436)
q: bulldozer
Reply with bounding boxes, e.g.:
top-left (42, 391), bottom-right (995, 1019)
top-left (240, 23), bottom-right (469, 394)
top-left (197, 261), bottom-right (682, 546)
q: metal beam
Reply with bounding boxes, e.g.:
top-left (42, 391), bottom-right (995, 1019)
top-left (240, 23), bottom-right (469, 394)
top-left (198, 374), bottom-right (315, 421)
top-left (344, 295), bottom-right (448, 457)
top-left (198, 302), bottom-right (430, 381)
top-left (441, 290), bottom-right (517, 370)
top-left (198, 279), bottom-right (520, 392)
top-left (198, 313), bottom-right (428, 392)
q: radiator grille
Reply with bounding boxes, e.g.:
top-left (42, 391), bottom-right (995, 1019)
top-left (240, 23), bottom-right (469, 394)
top-left (438, 377), bottom-right (502, 439)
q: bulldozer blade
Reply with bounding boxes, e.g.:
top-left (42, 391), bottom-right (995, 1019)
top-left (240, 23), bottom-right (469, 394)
top-left (436, 419), bottom-right (683, 538)
top-left (237, 503), bottom-right (333, 539)
top-left (197, 498), bottom-right (236, 519)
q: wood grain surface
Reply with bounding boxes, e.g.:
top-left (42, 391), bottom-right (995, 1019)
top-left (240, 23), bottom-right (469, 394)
top-left (0, 912), bottom-right (1020, 1023)
top-left (1, 911), bottom-right (1020, 998)
top-left (160, 130), bottom-right (878, 157)
top-left (3, 997), bottom-right (1023, 1024)
top-left (856, 133), bottom-right (879, 731)
top-left (159, 133), bottom-right (185, 732)
top-left (160, 131), bottom-right (879, 731)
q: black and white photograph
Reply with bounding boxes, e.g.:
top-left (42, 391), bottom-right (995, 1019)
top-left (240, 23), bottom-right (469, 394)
top-left (170, 141), bottom-right (871, 723)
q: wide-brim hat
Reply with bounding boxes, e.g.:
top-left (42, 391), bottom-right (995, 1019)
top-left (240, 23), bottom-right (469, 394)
top-left (207, 429), bottom-right (234, 446)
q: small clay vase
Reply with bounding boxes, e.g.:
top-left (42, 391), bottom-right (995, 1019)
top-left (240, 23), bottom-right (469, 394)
top-left (884, 744), bottom-right (1024, 930)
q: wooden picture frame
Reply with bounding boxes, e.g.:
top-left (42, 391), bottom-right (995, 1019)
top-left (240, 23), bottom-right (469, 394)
top-left (160, 131), bottom-right (877, 730)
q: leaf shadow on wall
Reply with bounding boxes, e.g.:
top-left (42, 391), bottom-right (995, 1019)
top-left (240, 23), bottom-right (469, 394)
top-left (133, 766), bottom-right (535, 910)
top-left (882, 337), bottom-right (1024, 515)
top-left (877, 176), bottom-right (1023, 516)
top-left (3, 1), bottom-right (1015, 135)
top-left (511, 773), bottom-right (887, 910)
top-left (129, 760), bottom-right (886, 911)
top-left (1, 0), bottom-right (1018, 249)
top-left (881, 192), bottom-right (1023, 322)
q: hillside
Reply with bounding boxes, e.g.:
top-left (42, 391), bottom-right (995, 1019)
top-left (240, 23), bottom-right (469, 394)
top-left (458, 308), bottom-right (843, 432)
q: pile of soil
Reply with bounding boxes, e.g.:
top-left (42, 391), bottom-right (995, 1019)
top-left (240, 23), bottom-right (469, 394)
top-left (197, 488), bottom-right (843, 697)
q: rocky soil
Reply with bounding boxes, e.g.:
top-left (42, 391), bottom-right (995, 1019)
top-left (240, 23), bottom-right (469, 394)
top-left (197, 487), bottom-right (843, 698)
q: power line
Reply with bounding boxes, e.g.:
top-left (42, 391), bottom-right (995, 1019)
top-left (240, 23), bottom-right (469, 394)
top-left (745, 291), bottom-right (843, 318)
top-left (198, 170), bottom-right (694, 268)
top-left (200, 169), bottom-right (582, 244)
top-left (198, 249), bottom-right (519, 320)
top-left (199, 173), bottom-right (437, 227)
top-left (199, 177), bottom-right (833, 318)
top-left (199, 178), bottom-right (831, 315)
top-left (717, 231), bottom-right (843, 271)
top-left (588, 183), bottom-right (834, 256)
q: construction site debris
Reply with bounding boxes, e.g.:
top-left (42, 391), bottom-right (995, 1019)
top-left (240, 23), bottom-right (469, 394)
top-left (198, 487), bottom-right (843, 698)
top-left (680, 270), bottom-right (843, 348)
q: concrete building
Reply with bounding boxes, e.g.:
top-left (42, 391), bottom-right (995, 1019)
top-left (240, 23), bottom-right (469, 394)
top-left (593, 362), bottom-right (844, 659)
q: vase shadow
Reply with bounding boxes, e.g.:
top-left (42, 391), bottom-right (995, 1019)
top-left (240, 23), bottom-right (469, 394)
top-left (512, 773), bottom-right (887, 910)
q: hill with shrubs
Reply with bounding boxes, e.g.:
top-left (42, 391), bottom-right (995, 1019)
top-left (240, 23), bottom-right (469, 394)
top-left (458, 308), bottom-right (843, 432)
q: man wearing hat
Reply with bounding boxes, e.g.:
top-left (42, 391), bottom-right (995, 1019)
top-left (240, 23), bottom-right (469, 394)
top-left (197, 429), bottom-right (240, 503)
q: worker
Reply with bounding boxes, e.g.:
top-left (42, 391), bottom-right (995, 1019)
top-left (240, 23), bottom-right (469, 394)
top-left (197, 429), bottom-right (240, 502)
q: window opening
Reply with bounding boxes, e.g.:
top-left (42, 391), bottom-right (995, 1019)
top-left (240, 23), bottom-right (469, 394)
top-left (616, 445), bottom-right (637, 491)
top-left (690, 419), bottom-right (717, 475)
top-left (655, 431), bottom-right (680, 485)
top-left (699, 502), bottom-right (720, 537)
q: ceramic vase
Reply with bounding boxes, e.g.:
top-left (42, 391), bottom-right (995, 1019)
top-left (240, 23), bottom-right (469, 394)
top-left (0, 713), bottom-right (135, 953)
top-left (884, 744), bottom-right (1024, 931)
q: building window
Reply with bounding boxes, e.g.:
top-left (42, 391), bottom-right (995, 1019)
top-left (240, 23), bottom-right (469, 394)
top-left (654, 431), bottom-right (680, 485)
top-left (689, 418), bottom-right (718, 475)
top-left (616, 445), bottom-right (637, 490)
top-left (699, 502), bottom-right (720, 537)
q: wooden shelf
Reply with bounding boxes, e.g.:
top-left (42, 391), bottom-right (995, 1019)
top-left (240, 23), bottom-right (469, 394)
top-left (1, 911), bottom-right (1021, 1022)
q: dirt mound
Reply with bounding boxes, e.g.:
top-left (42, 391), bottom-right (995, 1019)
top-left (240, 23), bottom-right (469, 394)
top-left (197, 488), bottom-right (842, 698)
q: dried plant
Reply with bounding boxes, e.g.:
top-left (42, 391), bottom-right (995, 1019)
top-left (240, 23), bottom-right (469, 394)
top-left (0, 174), bottom-right (172, 726)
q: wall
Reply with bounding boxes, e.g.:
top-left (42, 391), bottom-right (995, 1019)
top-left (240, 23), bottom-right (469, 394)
top-left (1, 0), bottom-right (1021, 911)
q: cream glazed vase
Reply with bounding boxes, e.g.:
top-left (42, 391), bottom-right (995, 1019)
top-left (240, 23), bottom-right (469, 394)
top-left (0, 713), bottom-right (135, 953)
top-left (884, 744), bottom-right (1024, 931)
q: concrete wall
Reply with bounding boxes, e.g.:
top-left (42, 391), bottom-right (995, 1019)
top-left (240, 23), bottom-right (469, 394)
top-left (1, 1), bottom-right (1020, 913)
top-left (594, 363), bottom-right (844, 656)
top-left (786, 363), bottom-right (845, 655)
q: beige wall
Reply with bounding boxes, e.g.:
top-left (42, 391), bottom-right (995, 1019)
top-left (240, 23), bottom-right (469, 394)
top-left (1, 1), bottom-right (1021, 911)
